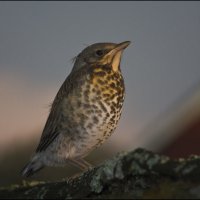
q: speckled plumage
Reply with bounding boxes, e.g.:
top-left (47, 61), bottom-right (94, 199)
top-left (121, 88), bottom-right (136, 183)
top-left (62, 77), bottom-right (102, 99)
top-left (21, 41), bottom-right (130, 177)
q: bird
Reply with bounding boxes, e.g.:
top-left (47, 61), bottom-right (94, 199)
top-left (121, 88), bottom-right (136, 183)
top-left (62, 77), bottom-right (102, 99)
top-left (21, 41), bottom-right (131, 177)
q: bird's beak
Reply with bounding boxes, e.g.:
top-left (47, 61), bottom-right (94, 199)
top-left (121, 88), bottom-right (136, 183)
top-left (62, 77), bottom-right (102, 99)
top-left (107, 41), bottom-right (131, 72)
top-left (114, 41), bottom-right (131, 52)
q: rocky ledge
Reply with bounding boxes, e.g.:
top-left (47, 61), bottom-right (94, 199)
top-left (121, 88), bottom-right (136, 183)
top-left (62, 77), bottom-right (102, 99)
top-left (1, 148), bottom-right (200, 199)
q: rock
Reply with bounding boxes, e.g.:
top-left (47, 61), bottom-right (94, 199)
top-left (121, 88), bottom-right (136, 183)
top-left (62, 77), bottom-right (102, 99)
top-left (1, 148), bottom-right (200, 199)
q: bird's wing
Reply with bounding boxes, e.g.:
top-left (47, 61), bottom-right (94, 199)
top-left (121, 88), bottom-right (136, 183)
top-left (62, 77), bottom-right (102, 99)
top-left (35, 110), bottom-right (61, 153)
top-left (35, 71), bottom-right (76, 153)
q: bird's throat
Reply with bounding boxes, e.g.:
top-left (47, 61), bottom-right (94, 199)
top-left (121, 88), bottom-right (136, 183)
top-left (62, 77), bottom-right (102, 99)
top-left (111, 51), bottom-right (122, 72)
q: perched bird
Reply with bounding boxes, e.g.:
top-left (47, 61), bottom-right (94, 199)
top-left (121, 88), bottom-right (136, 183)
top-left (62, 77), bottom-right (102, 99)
top-left (21, 41), bottom-right (131, 177)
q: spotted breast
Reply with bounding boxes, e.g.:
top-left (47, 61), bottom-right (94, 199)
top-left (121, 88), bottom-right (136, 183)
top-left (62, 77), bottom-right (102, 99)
top-left (59, 64), bottom-right (125, 158)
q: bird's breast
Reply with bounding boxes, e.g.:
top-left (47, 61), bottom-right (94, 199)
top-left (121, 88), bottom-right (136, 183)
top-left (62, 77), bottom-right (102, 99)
top-left (61, 66), bottom-right (125, 156)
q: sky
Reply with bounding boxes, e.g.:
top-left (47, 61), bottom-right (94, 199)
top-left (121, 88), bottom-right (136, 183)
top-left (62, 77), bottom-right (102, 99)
top-left (0, 2), bottom-right (200, 155)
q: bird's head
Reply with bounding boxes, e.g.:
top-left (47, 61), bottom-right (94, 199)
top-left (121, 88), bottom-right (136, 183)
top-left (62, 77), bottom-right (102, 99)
top-left (72, 41), bottom-right (131, 72)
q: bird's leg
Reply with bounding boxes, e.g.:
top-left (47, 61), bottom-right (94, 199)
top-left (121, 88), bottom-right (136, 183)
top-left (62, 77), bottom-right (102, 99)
top-left (68, 158), bottom-right (93, 171)
top-left (67, 158), bottom-right (93, 180)
top-left (75, 158), bottom-right (93, 170)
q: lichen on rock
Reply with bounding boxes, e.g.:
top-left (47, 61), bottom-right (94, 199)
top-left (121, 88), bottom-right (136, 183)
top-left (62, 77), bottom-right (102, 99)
top-left (1, 148), bottom-right (200, 199)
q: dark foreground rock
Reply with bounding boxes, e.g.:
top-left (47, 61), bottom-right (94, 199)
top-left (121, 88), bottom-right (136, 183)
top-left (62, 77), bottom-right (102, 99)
top-left (1, 148), bottom-right (200, 199)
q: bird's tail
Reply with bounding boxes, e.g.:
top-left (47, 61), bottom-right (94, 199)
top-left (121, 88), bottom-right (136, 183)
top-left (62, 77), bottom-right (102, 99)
top-left (21, 156), bottom-right (44, 177)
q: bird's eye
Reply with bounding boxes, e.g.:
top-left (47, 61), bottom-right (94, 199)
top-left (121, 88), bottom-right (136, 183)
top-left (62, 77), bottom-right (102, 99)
top-left (95, 50), bottom-right (104, 57)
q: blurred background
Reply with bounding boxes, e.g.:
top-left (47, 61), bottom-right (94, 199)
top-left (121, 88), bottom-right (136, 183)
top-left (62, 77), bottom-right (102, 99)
top-left (1, 2), bottom-right (200, 187)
